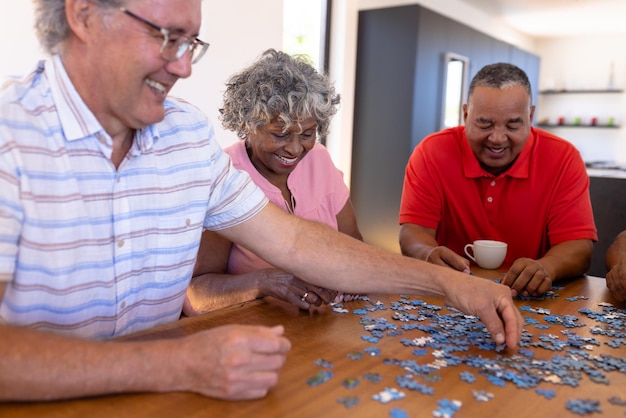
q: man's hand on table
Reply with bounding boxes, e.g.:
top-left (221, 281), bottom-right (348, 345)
top-left (502, 258), bottom-right (553, 298)
top-left (176, 324), bottom-right (291, 400)
top-left (606, 260), bottom-right (626, 302)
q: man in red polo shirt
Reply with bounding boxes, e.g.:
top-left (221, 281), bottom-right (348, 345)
top-left (399, 63), bottom-right (597, 298)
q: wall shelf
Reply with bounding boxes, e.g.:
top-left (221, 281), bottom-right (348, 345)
top-left (537, 123), bottom-right (620, 129)
top-left (538, 89), bottom-right (622, 130)
top-left (539, 89), bottom-right (623, 94)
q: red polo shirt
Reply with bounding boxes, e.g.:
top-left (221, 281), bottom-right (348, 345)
top-left (399, 126), bottom-right (598, 267)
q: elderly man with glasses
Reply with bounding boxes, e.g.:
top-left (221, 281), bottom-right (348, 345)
top-left (0, 0), bottom-right (523, 402)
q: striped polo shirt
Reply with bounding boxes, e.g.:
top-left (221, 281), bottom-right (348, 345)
top-left (0, 55), bottom-right (268, 338)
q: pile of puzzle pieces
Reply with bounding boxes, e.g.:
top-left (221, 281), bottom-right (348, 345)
top-left (305, 289), bottom-right (626, 416)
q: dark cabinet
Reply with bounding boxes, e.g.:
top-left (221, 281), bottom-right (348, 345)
top-left (588, 175), bottom-right (626, 277)
top-left (351, 5), bottom-right (540, 253)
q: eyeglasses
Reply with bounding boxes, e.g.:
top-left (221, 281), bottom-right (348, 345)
top-left (119, 7), bottom-right (209, 64)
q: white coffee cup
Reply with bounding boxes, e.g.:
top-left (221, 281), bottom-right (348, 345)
top-left (464, 240), bottom-right (507, 270)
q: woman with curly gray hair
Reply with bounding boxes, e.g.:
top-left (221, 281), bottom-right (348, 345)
top-left (219, 48), bottom-right (339, 140)
top-left (184, 49), bottom-right (363, 315)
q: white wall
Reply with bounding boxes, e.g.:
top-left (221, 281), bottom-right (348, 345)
top-left (0, 2), bottom-right (41, 79)
top-left (0, 1), bottom-right (283, 149)
top-left (174, 0), bottom-right (283, 147)
top-left (535, 34), bottom-right (626, 164)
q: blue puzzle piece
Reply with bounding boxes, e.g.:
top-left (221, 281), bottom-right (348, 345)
top-left (535, 388), bottom-right (556, 400)
top-left (372, 388), bottom-right (406, 404)
top-left (306, 371), bottom-right (332, 387)
top-left (389, 408), bottom-right (408, 418)
top-left (337, 396), bottom-right (359, 408)
top-left (565, 399), bottom-right (602, 415)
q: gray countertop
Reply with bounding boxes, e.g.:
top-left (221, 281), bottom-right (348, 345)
top-left (587, 168), bottom-right (626, 179)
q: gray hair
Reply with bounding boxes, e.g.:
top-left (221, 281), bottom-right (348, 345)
top-left (219, 49), bottom-right (340, 139)
top-left (33, 0), bottom-right (126, 54)
top-left (468, 62), bottom-right (532, 101)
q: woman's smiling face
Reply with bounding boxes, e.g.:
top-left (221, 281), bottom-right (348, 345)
top-left (246, 117), bottom-right (318, 179)
top-left (463, 85), bottom-right (535, 175)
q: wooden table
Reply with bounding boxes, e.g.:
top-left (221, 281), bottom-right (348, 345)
top-left (2, 269), bottom-right (625, 417)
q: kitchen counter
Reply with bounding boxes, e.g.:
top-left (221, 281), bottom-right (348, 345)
top-left (587, 168), bottom-right (626, 178)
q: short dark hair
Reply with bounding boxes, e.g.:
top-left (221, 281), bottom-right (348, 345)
top-left (468, 63), bottom-right (532, 100)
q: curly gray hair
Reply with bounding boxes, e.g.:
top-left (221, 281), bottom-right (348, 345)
top-left (33, 0), bottom-right (125, 54)
top-left (219, 49), bottom-right (340, 139)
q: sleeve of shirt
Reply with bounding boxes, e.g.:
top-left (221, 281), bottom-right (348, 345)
top-left (547, 147), bottom-right (598, 244)
top-left (0, 73), bottom-right (34, 283)
top-left (398, 143), bottom-right (442, 229)
top-left (0, 123), bottom-right (21, 282)
top-left (201, 127), bottom-right (268, 230)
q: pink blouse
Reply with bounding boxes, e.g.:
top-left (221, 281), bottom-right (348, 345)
top-left (225, 141), bottom-right (350, 274)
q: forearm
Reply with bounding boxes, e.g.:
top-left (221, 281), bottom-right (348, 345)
top-left (0, 324), bottom-right (180, 401)
top-left (185, 272), bottom-right (263, 315)
top-left (285, 231), bottom-right (521, 347)
top-left (399, 223), bottom-right (439, 260)
top-left (224, 205), bottom-right (522, 348)
top-left (224, 205), bottom-right (449, 297)
top-left (300, 226), bottom-right (449, 296)
top-left (606, 231), bottom-right (626, 271)
top-left (538, 239), bottom-right (593, 281)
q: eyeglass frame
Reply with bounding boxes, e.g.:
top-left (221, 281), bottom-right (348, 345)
top-left (118, 7), bottom-right (209, 64)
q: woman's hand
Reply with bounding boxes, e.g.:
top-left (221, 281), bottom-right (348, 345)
top-left (259, 269), bottom-right (338, 309)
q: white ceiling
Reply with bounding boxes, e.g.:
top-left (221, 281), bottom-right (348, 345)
top-left (457, 0), bottom-right (626, 37)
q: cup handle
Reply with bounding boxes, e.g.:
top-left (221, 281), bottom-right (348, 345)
top-left (464, 244), bottom-right (476, 262)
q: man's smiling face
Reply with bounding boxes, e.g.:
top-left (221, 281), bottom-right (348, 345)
top-left (463, 84), bottom-right (535, 175)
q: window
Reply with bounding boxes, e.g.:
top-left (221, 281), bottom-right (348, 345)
top-left (441, 53), bottom-right (469, 129)
top-left (283, 0), bottom-right (329, 72)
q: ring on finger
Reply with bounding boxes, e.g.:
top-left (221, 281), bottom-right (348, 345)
top-left (301, 291), bottom-right (309, 302)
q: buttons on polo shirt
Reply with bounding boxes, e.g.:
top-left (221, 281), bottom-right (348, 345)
top-left (487, 180), bottom-right (496, 203)
top-left (186, 218), bottom-right (191, 226)
top-left (120, 300), bottom-right (127, 309)
top-left (117, 239), bottom-right (125, 248)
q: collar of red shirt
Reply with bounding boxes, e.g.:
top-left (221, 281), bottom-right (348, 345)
top-left (461, 127), bottom-right (536, 180)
